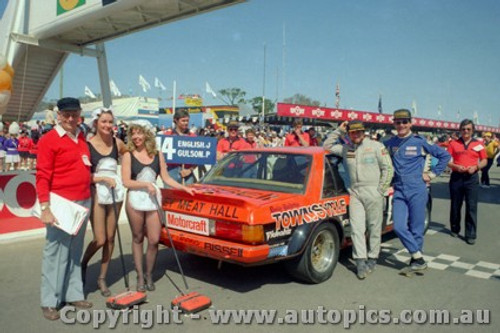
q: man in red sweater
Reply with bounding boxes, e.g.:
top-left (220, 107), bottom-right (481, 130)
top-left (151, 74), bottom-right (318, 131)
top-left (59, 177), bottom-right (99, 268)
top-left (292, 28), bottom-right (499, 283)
top-left (36, 97), bottom-right (93, 320)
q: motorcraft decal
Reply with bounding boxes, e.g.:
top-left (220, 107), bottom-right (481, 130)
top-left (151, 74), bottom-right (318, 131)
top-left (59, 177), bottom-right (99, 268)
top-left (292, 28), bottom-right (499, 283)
top-left (271, 199), bottom-right (347, 230)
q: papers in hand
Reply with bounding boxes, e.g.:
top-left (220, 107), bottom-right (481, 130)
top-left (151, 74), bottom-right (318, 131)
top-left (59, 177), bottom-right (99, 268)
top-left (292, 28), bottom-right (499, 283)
top-left (33, 193), bottom-right (89, 235)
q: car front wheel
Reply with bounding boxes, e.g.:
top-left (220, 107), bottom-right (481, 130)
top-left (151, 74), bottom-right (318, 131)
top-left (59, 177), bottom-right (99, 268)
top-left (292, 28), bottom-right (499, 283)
top-left (285, 222), bottom-right (340, 284)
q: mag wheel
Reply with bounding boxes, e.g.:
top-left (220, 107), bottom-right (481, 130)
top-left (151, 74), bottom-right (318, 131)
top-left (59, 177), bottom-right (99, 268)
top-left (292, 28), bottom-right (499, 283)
top-left (286, 223), bottom-right (340, 284)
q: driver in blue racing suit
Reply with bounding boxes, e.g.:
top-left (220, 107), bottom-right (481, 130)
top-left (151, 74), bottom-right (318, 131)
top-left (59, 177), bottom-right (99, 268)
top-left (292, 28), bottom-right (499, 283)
top-left (384, 109), bottom-right (450, 271)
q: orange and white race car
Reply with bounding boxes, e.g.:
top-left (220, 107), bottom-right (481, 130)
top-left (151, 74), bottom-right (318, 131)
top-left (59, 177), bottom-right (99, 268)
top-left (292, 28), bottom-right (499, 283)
top-left (159, 147), bottom-right (431, 283)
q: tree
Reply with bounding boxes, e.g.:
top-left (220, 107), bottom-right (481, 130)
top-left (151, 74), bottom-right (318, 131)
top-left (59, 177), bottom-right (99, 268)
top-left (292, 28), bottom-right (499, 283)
top-left (218, 88), bottom-right (247, 105)
top-left (248, 97), bottom-right (275, 115)
top-left (283, 93), bottom-right (321, 106)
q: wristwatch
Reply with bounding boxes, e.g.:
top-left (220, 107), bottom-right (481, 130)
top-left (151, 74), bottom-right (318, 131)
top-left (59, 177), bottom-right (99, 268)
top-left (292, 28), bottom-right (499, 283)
top-left (41, 204), bottom-right (50, 211)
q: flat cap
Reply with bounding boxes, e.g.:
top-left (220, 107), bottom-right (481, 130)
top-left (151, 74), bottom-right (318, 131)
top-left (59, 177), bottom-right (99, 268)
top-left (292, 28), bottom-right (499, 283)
top-left (57, 97), bottom-right (81, 111)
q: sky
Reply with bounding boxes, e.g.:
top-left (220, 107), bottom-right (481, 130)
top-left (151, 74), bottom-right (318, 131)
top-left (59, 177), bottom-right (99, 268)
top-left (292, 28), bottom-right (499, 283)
top-left (1, 0), bottom-right (500, 125)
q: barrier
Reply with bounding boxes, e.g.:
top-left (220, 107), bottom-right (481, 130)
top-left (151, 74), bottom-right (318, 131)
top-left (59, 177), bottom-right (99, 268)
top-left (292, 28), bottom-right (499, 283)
top-left (0, 171), bottom-right (43, 234)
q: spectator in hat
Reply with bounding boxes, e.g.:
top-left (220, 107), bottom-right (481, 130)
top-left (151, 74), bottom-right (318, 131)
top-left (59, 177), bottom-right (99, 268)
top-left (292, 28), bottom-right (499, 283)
top-left (447, 119), bottom-right (487, 245)
top-left (285, 119), bottom-right (310, 147)
top-left (384, 109), bottom-right (450, 270)
top-left (324, 120), bottom-right (393, 279)
top-left (216, 120), bottom-right (250, 161)
top-left (244, 128), bottom-right (259, 148)
top-left (36, 97), bottom-right (93, 320)
top-left (480, 132), bottom-right (498, 188)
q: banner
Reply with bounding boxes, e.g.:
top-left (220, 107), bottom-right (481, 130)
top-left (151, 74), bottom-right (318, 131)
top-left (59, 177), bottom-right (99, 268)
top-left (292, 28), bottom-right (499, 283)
top-left (57, 0), bottom-right (86, 16)
top-left (0, 172), bottom-right (43, 234)
top-left (156, 136), bottom-right (217, 165)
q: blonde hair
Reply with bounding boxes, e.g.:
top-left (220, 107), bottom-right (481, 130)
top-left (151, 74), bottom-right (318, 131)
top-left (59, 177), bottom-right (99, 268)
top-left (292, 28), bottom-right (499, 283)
top-left (126, 124), bottom-right (158, 157)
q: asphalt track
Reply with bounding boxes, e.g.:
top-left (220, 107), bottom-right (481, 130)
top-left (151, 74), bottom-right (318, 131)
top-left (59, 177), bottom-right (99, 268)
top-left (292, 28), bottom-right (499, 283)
top-left (1, 167), bottom-right (499, 333)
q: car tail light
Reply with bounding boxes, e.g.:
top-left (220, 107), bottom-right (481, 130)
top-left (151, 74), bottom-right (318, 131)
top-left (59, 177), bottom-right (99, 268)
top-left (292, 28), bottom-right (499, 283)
top-left (242, 225), bottom-right (264, 243)
top-left (213, 220), bottom-right (264, 244)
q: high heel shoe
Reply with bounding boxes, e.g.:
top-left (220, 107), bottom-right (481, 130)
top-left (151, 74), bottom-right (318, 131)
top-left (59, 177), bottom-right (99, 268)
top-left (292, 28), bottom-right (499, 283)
top-left (136, 278), bottom-right (146, 292)
top-left (97, 277), bottom-right (111, 297)
top-left (145, 275), bottom-right (155, 292)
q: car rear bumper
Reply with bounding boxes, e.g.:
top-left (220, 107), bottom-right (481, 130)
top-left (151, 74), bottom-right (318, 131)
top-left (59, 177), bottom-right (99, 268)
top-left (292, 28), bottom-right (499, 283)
top-left (160, 228), bottom-right (271, 265)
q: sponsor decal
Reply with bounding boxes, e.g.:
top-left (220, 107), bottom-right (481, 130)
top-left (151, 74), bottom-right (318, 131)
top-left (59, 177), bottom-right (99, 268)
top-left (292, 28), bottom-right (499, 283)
top-left (290, 106), bottom-right (305, 116)
top-left (204, 243), bottom-right (243, 257)
top-left (376, 114), bottom-right (386, 122)
top-left (178, 236), bottom-right (201, 247)
top-left (362, 113), bottom-right (372, 121)
top-left (269, 202), bottom-right (300, 213)
top-left (271, 198), bottom-right (347, 230)
top-left (347, 112), bottom-right (358, 120)
top-left (209, 187), bottom-right (279, 200)
top-left (312, 108), bottom-right (325, 117)
top-left (176, 199), bottom-right (205, 213)
top-left (405, 146), bottom-right (417, 151)
top-left (57, 0), bottom-right (85, 15)
top-left (265, 228), bottom-right (292, 240)
top-left (330, 110), bottom-right (343, 119)
top-left (209, 204), bottom-right (239, 219)
top-left (166, 211), bottom-right (209, 235)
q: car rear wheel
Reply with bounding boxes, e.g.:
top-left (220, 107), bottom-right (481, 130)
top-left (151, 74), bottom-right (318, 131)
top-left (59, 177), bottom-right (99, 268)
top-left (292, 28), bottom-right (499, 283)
top-left (285, 223), bottom-right (340, 284)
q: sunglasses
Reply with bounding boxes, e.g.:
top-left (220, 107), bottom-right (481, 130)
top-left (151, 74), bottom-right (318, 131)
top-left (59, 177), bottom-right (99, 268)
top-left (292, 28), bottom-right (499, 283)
top-left (394, 120), bottom-right (410, 125)
top-left (460, 127), bottom-right (473, 131)
top-left (228, 127), bottom-right (238, 131)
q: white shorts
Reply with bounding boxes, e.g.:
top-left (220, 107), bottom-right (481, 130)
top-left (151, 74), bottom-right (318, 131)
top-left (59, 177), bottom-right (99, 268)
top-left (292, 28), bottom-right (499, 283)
top-left (0, 151), bottom-right (5, 158)
top-left (5, 154), bottom-right (20, 163)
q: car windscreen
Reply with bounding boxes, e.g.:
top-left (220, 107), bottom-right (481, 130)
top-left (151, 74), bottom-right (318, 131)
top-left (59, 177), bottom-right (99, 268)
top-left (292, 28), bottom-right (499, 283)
top-left (201, 152), bottom-right (312, 194)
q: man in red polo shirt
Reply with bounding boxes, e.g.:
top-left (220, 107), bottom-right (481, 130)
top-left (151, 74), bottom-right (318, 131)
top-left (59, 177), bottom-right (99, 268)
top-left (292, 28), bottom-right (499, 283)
top-left (285, 119), bottom-right (310, 147)
top-left (216, 120), bottom-right (250, 161)
top-left (36, 97), bottom-right (93, 320)
top-left (447, 119), bottom-right (487, 245)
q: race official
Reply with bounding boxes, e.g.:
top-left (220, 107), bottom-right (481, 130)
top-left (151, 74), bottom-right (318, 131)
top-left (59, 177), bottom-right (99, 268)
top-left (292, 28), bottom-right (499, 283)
top-left (284, 119), bottom-right (310, 147)
top-left (384, 109), bottom-right (450, 271)
top-left (447, 119), bottom-right (487, 245)
top-left (36, 97), bottom-right (92, 320)
top-left (324, 120), bottom-right (393, 279)
top-left (216, 120), bottom-right (250, 161)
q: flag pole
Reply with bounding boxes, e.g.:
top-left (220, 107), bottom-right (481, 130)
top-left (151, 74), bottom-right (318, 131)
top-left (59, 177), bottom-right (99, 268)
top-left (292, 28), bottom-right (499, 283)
top-left (261, 43), bottom-right (266, 123)
top-left (172, 80), bottom-right (176, 115)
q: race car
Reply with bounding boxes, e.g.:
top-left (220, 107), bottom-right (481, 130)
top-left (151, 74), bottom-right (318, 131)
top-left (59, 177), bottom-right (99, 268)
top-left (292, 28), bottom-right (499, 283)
top-left (159, 147), bottom-right (431, 283)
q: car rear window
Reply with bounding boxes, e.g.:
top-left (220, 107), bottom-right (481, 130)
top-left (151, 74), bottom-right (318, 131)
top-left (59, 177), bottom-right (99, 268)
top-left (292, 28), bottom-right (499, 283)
top-left (201, 152), bottom-right (311, 194)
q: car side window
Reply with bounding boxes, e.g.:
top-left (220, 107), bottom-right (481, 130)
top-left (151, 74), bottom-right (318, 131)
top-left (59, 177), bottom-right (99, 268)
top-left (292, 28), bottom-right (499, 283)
top-left (322, 160), bottom-right (337, 198)
top-left (323, 155), bottom-right (348, 198)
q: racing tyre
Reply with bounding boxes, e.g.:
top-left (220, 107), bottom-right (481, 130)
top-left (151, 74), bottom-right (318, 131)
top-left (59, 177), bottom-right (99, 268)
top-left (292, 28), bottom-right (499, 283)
top-left (285, 223), bottom-right (340, 284)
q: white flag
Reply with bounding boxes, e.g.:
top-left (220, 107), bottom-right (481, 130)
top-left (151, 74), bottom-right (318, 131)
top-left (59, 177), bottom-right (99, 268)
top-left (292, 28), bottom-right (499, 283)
top-left (411, 100), bottom-right (417, 116)
top-left (138, 75), bottom-right (151, 93)
top-left (110, 80), bottom-right (122, 97)
top-left (85, 86), bottom-right (96, 99)
top-left (205, 82), bottom-right (217, 98)
top-left (154, 77), bottom-right (166, 91)
top-left (473, 111), bottom-right (479, 124)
